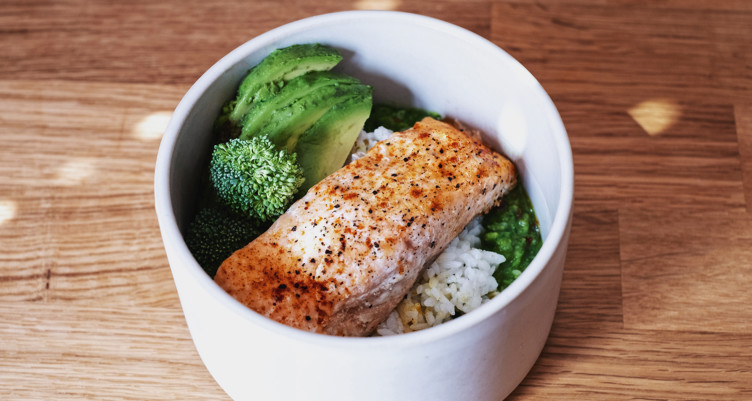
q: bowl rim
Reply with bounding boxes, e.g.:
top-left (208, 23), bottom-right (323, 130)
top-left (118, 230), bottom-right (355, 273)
top-left (155, 10), bottom-right (574, 348)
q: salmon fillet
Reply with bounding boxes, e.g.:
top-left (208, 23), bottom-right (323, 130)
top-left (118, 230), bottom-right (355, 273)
top-left (214, 117), bottom-right (516, 336)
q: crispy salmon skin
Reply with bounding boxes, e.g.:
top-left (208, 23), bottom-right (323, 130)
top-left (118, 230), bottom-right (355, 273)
top-left (214, 117), bottom-right (516, 336)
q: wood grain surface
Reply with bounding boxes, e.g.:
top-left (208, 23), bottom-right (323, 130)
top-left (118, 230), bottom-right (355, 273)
top-left (1, 0), bottom-right (751, 399)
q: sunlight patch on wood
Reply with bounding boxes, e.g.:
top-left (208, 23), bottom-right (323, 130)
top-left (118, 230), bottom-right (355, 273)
top-left (0, 199), bottom-right (17, 226)
top-left (54, 158), bottom-right (97, 186)
top-left (353, 0), bottom-right (401, 10)
top-left (627, 99), bottom-right (681, 136)
top-left (134, 111), bottom-right (172, 141)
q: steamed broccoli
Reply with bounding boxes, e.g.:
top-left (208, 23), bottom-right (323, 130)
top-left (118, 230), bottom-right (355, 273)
top-left (210, 136), bottom-right (304, 222)
top-left (185, 207), bottom-right (259, 277)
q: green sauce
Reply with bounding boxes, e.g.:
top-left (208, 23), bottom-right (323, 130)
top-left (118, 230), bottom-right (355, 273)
top-left (480, 183), bottom-right (542, 291)
top-left (364, 104), bottom-right (442, 132)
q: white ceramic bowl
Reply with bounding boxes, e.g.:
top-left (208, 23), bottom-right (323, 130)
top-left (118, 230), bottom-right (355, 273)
top-left (155, 10), bottom-right (573, 401)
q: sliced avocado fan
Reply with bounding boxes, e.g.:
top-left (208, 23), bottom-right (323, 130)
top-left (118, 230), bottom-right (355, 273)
top-left (238, 71), bottom-right (362, 143)
top-left (242, 82), bottom-right (371, 153)
top-left (294, 90), bottom-right (373, 194)
top-left (227, 43), bottom-right (343, 124)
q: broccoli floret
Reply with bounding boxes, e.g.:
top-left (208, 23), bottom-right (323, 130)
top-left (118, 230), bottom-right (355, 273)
top-left (185, 207), bottom-right (259, 277)
top-left (210, 136), bottom-right (304, 222)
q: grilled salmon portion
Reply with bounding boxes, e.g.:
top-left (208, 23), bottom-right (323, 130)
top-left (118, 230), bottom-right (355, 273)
top-left (214, 117), bottom-right (516, 336)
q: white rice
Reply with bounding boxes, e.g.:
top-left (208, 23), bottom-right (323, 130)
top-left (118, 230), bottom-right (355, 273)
top-left (349, 126), bottom-right (394, 161)
top-left (376, 217), bottom-right (505, 335)
top-left (350, 127), bottom-right (507, 336)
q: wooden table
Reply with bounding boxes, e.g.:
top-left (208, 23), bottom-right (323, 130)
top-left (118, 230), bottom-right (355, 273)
top-left (2, 1), bottom-right (751, 399)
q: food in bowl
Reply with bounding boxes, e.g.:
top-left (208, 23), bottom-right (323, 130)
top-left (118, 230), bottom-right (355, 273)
top-left (185, 42), bottom-right (543, 336)
top-left (156, 11), bottom-right (573, 401)
top-left (216, 116), bottom-right (516, 336)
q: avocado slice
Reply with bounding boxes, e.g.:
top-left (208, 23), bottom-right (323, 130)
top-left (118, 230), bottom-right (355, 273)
top-left (239, 71), bottom-right (362, 140)
top-left (227, 43), bottom-right (343, 124)
top-left (294, 90), bottom-right (373, 194)
top-left (244, 83), bottom-right (371, 152)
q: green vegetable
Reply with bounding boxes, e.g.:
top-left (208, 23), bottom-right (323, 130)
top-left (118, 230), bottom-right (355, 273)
top-left (239, 71), bottom-right (362, 140)
top-left (364, 103), bottom-right (441, 132)
top-left (228, 44), bottom-right (343, 125)
top-left (185, 207), bottom-right (259, 277)
top-left (210, 136), bottom-right (304, 222)
top-left (213, 100), bottom-right (241, 143)
top-left (481, 184), bottom-right (542, 290)
top-left (241, 80), bottom-right (372, 151)
top-left (294, 89), bottom-right (373, 194)
top-left (213, 44), bottom-right (343, 143)
top-left (214, 42), bottom-right (374, 198)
